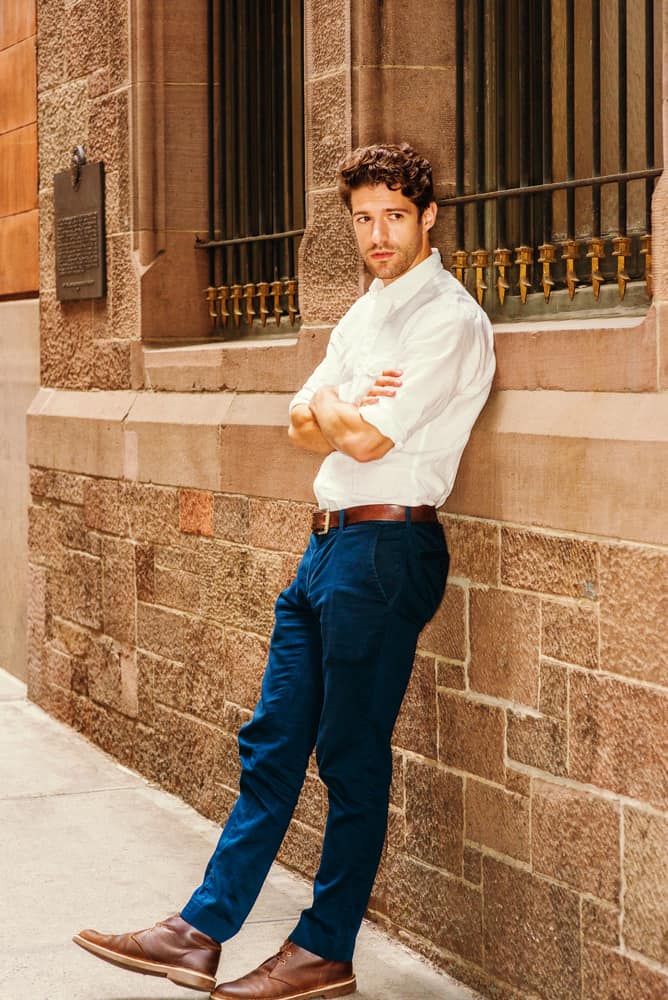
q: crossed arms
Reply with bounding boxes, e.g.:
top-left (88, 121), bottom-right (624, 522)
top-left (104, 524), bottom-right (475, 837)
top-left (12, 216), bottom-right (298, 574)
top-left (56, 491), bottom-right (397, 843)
top-left (288, 370), bottom-right (402, 463)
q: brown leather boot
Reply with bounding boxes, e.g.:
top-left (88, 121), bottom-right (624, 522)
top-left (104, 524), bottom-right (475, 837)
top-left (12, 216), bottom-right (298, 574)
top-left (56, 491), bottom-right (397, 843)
top-left (72, 913), bottom-right (220, 992)
top-left (211, 940), bottom-right (356, 999)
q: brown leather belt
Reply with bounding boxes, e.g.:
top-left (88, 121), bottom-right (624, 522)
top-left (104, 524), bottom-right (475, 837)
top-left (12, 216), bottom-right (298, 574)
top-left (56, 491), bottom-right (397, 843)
top-left (311, 504), bottom-right (438, 535)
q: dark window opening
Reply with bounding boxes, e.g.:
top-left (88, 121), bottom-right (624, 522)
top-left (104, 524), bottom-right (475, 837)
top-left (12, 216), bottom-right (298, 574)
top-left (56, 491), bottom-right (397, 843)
top-left (440, 0), bottom-right (662, 320)
top-left (198, 0), bottom-right (305, 335)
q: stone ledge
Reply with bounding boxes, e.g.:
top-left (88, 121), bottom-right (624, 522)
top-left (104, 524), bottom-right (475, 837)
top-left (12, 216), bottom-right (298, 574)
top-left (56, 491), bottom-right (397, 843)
top-left (143, 325), bottom-right (332, 393)
top-left (26, 388), bottom-right (668, 545)
top-left (493, 309), bottom-right (657, 392)
top-left (142, 312), bottom-right (658, 395)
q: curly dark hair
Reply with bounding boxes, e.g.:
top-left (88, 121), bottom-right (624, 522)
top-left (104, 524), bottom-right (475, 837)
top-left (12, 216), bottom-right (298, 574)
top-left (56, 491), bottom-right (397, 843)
top-left (337, 143), bottom-right (434, 216)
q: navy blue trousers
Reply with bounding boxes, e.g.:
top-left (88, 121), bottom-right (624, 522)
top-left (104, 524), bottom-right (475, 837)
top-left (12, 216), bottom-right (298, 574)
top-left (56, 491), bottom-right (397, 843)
top-left (181, 515), bottom-right (448, 962)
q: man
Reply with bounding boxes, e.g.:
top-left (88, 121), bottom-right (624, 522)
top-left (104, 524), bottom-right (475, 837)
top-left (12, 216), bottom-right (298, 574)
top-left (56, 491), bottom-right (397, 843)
top-left (73, 143), bottom-right (495, 999)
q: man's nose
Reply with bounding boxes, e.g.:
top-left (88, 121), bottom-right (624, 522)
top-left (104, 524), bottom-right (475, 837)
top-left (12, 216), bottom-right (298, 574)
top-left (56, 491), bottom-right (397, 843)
top-left (371, 217), bottom-right (388, 245)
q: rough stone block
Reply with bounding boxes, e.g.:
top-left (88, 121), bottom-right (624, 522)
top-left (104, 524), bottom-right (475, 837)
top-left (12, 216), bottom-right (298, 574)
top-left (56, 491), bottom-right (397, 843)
top-left (539, 659), bottom-right (569, 719)
top-left (179, 489), bottom-right (213, 537)
top-left (87, 638), bottom-right (121, 710)
top-left (438, 692), bottom-right (505, 783)
top-left (153, 704), bottom-right (231, 815)
top-left (440, 515), bottom-right (499, 585)
top-left (389, 750), bottom-right (404, 808)
top-left (278, 820), bottom-right (323, 881)
top-left (294, 773), bottom-right (326, 830)
top-left (469, 589), bottom-right (540, 708)
top-left (135, 649), bottom-right (155, 725)
top-left (582, 899), bottom-right (619, 948)
top-left (532, 779), bottom-right (620, 901)
top-left (30, 468), bottom-right (86, 506)
top-left (107, 0), bottom-right (130, 88)
top-left (383, 853), bottom-right (483, 964)
top-left (44, 644), bottom-right (72, 689)
top-left (83, 478), bottom-right (126, 535)
top-left (483, 856), bottom-right (581, 999)
top-left (87, 88), bottom-right (129, 174)
top-left (134, 544), bottom-right (154, 602)
top-left (101, 536), bottom-right (136, 645)
top-left (28, 503), bottom-right (62, 567)
top-left (49, 550), bottom-right (102, 629)
top-left (121, 482), bottom-right (180, 546)
top-left (39, 293), bottom-right (95, 390)
top-left (107, 234), bottom-right (139, 340)
top-left (405, 759), bottom-right (463, 874)
top-left (385, 805), bottom-right (405, 851)
top-left (436, 659), bottom-right (466, 690)
top-left (505, 768), bottom-right (531, 796)
top-left (38, 79), bottom-right (88, 196)
top-left (582, 943), bottom-right (668, 1000)
top-left (307, 0), bottom-right (347, 76)
top-left (465, 779), bottom-right (530, 862)
top-left (542, 599), bottom-right (599, 668)
top-left (136, 601), bottom-right (187, 662)
top-left (198, 541), bottom-right (248, 629)
top-left (306, 71), bottom-right (349, 189)
top-left (244, 548), bottom-right (290, 635)
top-left (507, 710), bottom-right (568, 776)
top-left (212, 494), bottom-right (249, 544)
top-left (225, 629), bottom-right (268, 711)
top-left (299, 190), bottom-right (360, 326)
top-left (463, 846), bottom-right (482, 885)
top-left (59, 505), bottom-right (102, 557)
top-left (248, 498), bottom-right (312, 554)
top-left (501, 528), bottom-right (598, 599)
top-left (623, 807), bottom-right (668, 966)
top-left (183, 617), bottom-right (226, 725)
top-left (393, 652), bottom-right (437, 759)
top-left (151, 654), bottom-right (187, 713)
top-left (64, 0), bottom-right (108, 81)
top-left (90, 340), bottom-right (134, 390)
top-left (418, 583), bottom-right (466, 661)
top-left (599, 544), bottom-right (668, 687)
top-left (153, 565), bottom-right (201, 615)
top-left (569, 671), bottom-right (668, 809)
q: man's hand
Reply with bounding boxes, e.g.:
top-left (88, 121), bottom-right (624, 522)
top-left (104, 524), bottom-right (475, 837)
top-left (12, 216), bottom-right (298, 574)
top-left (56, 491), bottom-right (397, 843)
top-left (359, 369), bottom-right (403, 407)
top-left (288, 404), bottom-right (335, 455)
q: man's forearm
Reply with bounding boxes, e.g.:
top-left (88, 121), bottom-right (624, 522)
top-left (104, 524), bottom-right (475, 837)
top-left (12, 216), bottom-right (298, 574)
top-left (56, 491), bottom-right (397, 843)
top-left (310, 386), bottom-right (393, 463)
top-left (288, 404), bottom-right (335, 455)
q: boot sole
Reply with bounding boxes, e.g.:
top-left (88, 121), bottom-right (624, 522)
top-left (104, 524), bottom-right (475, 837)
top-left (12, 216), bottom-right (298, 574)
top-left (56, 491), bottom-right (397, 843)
top-left (211, 976), bottom-right (357, 1000)
top-left (72, 934), bottom-right (216, 992)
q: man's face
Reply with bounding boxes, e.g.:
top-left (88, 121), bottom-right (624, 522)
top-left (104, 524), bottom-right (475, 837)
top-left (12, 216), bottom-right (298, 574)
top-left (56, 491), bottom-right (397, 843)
top-left (350, 184), bottom-right (437, 284)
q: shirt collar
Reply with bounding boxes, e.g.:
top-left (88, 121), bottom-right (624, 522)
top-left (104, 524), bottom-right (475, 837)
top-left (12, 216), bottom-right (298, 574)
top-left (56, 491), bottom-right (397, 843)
top-left (368, 248), bottom-right (443, 309)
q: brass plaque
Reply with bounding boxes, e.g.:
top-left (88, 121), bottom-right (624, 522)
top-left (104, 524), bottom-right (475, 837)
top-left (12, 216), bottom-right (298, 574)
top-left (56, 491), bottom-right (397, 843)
top-left (54, 161), bottom-right (106, 300)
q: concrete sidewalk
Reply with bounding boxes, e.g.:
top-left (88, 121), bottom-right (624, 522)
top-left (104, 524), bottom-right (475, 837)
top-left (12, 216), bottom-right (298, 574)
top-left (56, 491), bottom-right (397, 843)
top-left (0, 668), bottom-right (481, 1000)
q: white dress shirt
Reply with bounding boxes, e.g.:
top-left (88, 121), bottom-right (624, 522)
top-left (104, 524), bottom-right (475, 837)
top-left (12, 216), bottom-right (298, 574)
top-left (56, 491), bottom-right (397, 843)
top-left (290, 249), bottom-right (496, 510)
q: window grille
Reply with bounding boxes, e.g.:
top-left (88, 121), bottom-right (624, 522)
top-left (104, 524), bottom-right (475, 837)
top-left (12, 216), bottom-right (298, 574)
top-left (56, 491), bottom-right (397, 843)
top-left (197, 0), bottom-right (305, 333)
top-left (440, 0), bottom-right (662, 318)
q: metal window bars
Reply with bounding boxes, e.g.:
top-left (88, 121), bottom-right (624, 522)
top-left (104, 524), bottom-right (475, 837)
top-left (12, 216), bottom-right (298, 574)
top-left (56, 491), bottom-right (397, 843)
top-left (441, 0), bottom-right (662, 316)
top-left (196, 0), bottom-right (305, 333)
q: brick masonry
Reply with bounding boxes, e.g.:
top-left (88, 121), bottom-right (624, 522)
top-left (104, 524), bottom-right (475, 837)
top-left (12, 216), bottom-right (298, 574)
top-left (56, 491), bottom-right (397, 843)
top-left (26, 474), bottom-right (668, 999)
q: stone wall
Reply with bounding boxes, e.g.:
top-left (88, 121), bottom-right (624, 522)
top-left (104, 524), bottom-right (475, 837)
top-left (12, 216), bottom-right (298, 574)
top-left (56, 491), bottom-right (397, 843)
top-left (26, 464), bottom-right (668, 999)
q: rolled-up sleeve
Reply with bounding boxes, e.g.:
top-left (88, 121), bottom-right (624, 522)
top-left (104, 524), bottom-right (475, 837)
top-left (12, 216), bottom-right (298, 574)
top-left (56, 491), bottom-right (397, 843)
top-left (359, 308), bottom-right (489, 448)
top-left (289, 323), bottom-right (351, 413)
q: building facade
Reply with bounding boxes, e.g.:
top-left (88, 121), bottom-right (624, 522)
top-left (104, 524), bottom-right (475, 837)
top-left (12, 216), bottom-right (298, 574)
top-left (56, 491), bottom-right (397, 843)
top-left (8, 1), bottom-right (668, 997)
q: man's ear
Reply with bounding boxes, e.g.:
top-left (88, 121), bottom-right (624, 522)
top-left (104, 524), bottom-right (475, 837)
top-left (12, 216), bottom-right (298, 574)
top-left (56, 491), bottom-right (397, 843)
top-left (421, 202), bottom-right (438, 232)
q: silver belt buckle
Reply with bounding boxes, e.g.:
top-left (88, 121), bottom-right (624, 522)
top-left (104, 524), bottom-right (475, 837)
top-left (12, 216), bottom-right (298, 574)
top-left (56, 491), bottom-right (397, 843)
top-left (315, 509), bottom-right (331, 535)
